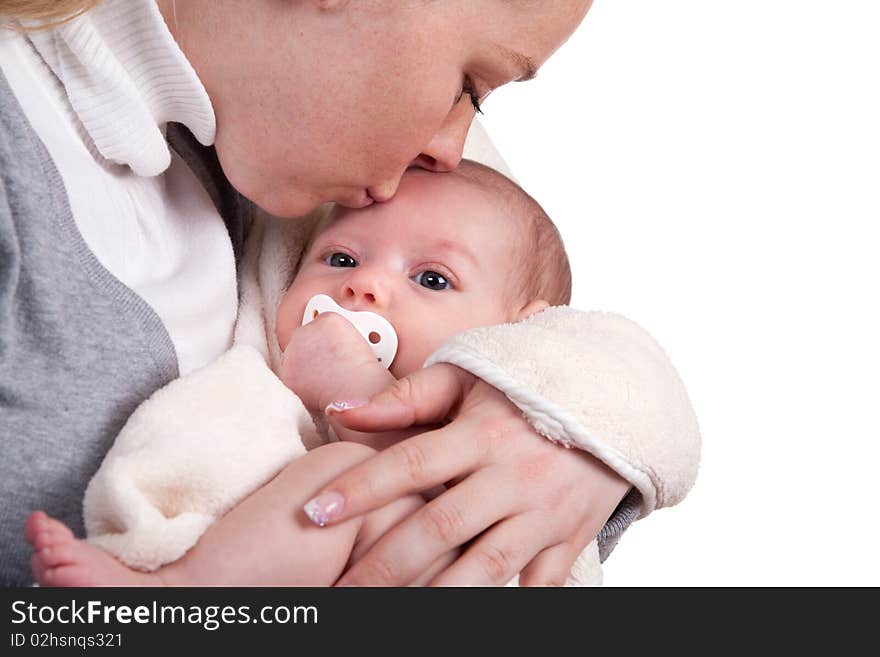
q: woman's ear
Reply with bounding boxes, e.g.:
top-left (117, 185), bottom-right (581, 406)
top-left (516, 299), bottom-right (550, 322)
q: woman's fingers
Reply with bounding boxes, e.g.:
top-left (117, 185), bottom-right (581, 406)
top-left (428, 513), bottom-right (552, 587)
top-left (408, 550), bottom-right (459, 587)
top-left (518, 542), bottom-right (584, 587)
top-left (518, 492), bottom-right (610, 586)
top-left (336, 469), bottom-right (518, 586)
top-left (309, 373), bottom-right (633, 586)
top-left (328, 363), bottom-right (475, 432)
top-left (303, 418), bottom-right (487, 527)
top-left (309, 375), bottom-right (530, 528)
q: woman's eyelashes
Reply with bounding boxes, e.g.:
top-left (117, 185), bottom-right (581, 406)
top-left (458, 75), bottom-right (484, 115)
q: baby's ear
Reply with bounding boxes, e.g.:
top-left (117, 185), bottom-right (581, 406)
top-left (515, 299), bottom-right (550, 322)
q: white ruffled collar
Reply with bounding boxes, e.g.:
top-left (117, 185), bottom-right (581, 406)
top-left (24, 0), bottom-right (215, 176)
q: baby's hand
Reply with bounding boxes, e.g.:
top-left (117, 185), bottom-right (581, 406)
top-left (280, 312), bottom-right (383, 412)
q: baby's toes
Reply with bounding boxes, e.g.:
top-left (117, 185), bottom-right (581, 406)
top-left (30, 550), bottom-right (49, 583)
top-left (36, 541), bottom-right (79, 569)
top-left (32, 519), bottom-right (75, 552)
top-left (40, 563), bottom-right (93, 588)
top-left (33, 531), bottom-right (56, 553)
top-left (44, 516), bottom-right (75, 541)
top-left (24, 511), bottom-right (49, 546)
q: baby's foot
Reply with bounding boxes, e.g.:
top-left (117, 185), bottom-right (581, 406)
top-left (24, 511), bottom-right (162, 587)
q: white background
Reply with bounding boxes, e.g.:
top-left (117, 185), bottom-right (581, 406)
top-left (481, 0), bottom-right (880, 585)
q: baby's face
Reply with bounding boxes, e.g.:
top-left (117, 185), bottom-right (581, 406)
top-left (276, 170), bottom-right (524, 378)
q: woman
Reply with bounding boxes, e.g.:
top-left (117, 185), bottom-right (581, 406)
top-left (0, 0), bottom-right (700, 586)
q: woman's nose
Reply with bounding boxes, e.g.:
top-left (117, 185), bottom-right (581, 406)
top-left (341, 268), bottom-right (389, 309)
top-left (411, 100), bottom-right (475, 172)
top-left (368, 102), bottom-right (475, 201)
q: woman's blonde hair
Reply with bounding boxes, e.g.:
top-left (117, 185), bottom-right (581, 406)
top-left (0, 0), bottom-right (102, 29)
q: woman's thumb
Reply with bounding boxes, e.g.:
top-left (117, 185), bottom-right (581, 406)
top-left (325, 363), bottom-right (475, 431)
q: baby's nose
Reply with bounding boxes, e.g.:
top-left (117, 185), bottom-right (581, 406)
top-left (341, 268), bottom-right (389, 308)
top-left (344, 288), bottom-right (376, 304)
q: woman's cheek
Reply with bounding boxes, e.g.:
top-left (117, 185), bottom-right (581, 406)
top-left (389, 93), bottom-right (458, 163)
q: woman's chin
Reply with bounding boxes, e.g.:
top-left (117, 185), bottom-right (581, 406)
top-left (250, 186), bottom-right (371, 218)
top-left (250, 188), bottom-right (323, 219)
top-left (218, 160), bottom-right (321, 218)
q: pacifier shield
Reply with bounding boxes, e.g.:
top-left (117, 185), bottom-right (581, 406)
top-left (301, 294), bottom-right (398, 369)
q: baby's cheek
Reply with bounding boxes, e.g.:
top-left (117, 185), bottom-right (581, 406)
top-left (389, 335), bottom-right (435, 379)
top-left (389, 348), bottom-right (423, 380)
top-left (275, 293), bottom-right (305, 351)
top-left (395, 324), bottom-right (450, 376)
top-left (275, 312), bottom-right (294, 351)
top-left (392, 302), bottom-right (494, 378)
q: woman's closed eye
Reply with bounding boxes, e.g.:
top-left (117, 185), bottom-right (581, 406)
top-left (457, 75), bottom-right (484, 115)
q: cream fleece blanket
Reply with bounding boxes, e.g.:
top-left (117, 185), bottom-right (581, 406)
top-left (83, 209), bottom-right (604, 585)
top-left (83, 121), bottom-right (700, 584)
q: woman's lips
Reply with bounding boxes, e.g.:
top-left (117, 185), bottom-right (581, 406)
top-left (366, 186), bottom-right (393, 203)
top-left (338, 189), bottom-right (374, 209)
top-left (338, 187), bottom-right (393, 209)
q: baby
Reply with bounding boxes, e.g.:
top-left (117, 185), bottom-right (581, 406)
top-left (24, 161), bottom-right (576, 586)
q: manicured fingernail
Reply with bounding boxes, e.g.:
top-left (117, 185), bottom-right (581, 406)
top-left (303, 491), bottom-right (345, 526)
top-left (324, 400), bottom-right (368, 415)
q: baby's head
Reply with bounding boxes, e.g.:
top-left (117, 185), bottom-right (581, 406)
top-left (276, 160), bottom-right (571, 378)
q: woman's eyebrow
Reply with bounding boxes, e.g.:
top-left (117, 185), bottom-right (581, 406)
top-left (493, 44), bottom-right (538, 82)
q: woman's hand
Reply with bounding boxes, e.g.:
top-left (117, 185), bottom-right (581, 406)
top-left (302, 363), bottom-right (632, 586)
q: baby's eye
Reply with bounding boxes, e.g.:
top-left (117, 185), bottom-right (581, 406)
top-left (413, 271), bottom-right (452, 291)
top-left (326, 252), bottom-right (357, 268)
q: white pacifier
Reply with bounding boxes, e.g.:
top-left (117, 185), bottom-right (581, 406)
top-left (301, 294), bottom-right (398, 369)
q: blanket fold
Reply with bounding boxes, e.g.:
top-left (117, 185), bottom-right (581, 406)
top-left (84, 345), bottom-right (316, 571)
top-left (425, 308), bottom-right (701, 517)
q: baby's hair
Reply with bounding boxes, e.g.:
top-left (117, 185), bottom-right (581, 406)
top-left (447, 159), bottom-right (572, 307)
